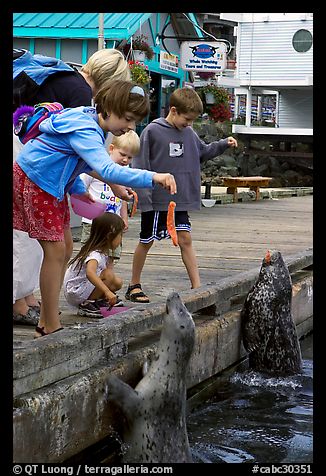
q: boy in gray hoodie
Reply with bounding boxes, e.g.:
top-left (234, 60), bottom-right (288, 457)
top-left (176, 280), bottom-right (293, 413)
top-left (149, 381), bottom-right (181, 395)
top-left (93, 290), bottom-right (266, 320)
top-left (126, 87), bottom-right (237, 302)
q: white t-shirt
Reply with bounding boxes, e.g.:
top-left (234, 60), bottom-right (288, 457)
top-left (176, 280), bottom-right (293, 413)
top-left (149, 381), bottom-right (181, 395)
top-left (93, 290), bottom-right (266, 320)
top-left (63, 250), bottom-right (109, 306)
top-left (80, 174), bottom-right (123, 224)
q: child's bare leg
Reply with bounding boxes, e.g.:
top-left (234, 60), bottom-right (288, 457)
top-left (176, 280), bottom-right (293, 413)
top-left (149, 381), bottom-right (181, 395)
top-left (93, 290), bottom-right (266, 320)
top-left (60, 227), bottom-right (74, 288)
top-left (13, 297), bottom-right (30, 316)
top-left (88, 268), bottom-right (123, 300)
top-left (130, 241), bottom-right (153, 285)
top-left (37, 240), bottom-right (65, 333)
top-left (177, 230), bottom-right (201, 289)
top-left (127, 241), bottom-right (153, 301)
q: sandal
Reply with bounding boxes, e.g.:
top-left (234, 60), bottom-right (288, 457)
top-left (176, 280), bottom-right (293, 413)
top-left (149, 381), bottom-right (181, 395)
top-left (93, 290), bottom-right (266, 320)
top-left (125, 284), bottom-right (150, 303)
top-left (13, 307), bottom-right (39, 326)
top-left (34, 326), bottom-right (64, 338)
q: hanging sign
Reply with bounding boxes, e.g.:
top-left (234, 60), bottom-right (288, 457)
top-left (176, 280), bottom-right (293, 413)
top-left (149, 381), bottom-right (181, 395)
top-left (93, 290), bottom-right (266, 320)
top-left (160, 51), bottom-right (179, 73)
top-left (180, 41), bottom-right (227, 72)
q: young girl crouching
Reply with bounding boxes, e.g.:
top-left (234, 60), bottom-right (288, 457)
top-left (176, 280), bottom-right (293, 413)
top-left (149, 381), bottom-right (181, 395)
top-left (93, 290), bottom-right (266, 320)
top-left (64, 213), bottom-right (125, 318)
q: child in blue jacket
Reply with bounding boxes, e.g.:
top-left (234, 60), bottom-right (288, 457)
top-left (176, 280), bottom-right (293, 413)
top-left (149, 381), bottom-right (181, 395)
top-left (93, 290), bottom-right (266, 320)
top-left (13, 80), bottom-right (177, 337)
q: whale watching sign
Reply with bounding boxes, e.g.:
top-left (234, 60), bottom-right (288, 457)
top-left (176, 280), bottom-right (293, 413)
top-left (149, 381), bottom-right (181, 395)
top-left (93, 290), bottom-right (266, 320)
top-left (180, 41), bottom-right (227, 73)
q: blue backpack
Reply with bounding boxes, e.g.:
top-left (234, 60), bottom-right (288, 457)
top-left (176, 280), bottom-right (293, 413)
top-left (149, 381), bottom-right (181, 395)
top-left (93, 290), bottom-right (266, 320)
top-left (13, 49), bottom-right (74, 109)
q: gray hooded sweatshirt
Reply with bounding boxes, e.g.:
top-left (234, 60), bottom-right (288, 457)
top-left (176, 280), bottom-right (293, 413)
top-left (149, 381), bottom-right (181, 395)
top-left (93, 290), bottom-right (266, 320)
top-left (132, 117), bottom-right (229, 212)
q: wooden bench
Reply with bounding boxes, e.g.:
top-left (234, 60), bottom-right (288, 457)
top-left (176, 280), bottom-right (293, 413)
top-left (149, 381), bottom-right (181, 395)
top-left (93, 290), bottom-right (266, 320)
top-left (221, 176), bottom-right (273, 202)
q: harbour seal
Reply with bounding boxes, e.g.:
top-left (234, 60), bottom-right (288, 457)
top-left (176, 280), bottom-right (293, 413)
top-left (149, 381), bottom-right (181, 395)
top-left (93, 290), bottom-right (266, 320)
top-left (107, 292), bottom-right (195, 463)
top-left (241, 250), bottom-right (302, 376)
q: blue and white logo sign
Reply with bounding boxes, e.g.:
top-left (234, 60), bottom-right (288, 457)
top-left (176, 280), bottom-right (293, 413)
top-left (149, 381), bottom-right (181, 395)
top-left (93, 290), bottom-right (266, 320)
top-left (180, 41), bottom-right (227, 73)
top-left (190, 44), bottom-right (218, 59)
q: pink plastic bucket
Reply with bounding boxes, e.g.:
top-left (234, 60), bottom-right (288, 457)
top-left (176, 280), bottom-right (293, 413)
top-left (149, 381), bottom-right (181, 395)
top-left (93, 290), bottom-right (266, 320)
top-left (70, 194), bottom-right (106, 220)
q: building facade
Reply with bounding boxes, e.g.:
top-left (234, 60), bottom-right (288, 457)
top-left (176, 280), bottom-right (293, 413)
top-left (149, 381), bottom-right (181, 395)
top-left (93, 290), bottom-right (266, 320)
top-left (217, 13), bottom-right (313, 138)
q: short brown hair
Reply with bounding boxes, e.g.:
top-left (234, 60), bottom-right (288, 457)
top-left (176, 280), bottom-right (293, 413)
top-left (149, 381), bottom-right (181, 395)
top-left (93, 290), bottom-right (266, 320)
top-left (95, 80), bottom-right (150, 121)
top-left (169, 87), bottom-right (203, 115)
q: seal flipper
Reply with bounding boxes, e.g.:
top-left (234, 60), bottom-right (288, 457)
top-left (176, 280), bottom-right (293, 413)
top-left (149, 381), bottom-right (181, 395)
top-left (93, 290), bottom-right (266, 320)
top-left (107, 375), bottom-right (141, 424)
top-left (241, 287), bottom-right (265, 352)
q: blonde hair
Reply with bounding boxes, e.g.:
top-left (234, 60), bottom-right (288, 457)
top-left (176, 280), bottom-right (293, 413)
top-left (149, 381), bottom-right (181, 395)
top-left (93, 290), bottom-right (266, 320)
top-left (169, 87), bottom-right (203, 115)
top-left (95, 80), bottom-right (150, 120)
top-left (81, 49), bottom-right (131, 91)
top-left (111, 130), bottom-right (140, 156)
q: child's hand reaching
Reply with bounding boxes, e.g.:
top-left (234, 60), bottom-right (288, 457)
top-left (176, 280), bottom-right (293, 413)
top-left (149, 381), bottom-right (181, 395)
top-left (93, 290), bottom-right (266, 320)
top-left (153, 173), bottom-right (177, 195)
top-left (104, 290), bottom-right (117, 307)
top-left (227, 136), bottom-right (238, 148)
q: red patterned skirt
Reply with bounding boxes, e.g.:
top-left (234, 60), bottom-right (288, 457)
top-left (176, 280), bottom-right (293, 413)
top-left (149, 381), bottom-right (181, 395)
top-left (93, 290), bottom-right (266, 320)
top-left (13, 162), bottom-right (70, 241)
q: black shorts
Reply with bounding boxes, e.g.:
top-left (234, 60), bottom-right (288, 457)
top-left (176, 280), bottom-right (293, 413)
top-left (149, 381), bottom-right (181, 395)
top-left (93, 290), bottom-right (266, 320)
top-left (139, 210), bottom-right (191, 243)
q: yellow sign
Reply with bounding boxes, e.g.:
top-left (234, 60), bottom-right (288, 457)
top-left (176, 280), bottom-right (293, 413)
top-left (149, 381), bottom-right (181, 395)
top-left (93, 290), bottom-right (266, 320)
top-left (160, 51), bottom-right (178, 73)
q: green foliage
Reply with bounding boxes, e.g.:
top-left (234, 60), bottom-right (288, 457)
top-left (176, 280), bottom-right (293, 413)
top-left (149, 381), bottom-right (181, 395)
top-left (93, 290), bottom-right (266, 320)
top-left (132, 34), bottom-right (154, 60)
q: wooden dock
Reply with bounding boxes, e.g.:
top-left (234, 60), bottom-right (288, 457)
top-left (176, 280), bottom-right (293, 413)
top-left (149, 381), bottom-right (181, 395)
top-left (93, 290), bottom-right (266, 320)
top-left (13, 192), bottom-right (313, 463)
top-left (13, 193), bottom-right (313, 342)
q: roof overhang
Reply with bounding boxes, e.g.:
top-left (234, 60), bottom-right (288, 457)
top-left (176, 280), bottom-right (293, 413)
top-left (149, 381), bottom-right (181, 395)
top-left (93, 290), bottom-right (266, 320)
top-left (13, 13), bottom-right (152, 40)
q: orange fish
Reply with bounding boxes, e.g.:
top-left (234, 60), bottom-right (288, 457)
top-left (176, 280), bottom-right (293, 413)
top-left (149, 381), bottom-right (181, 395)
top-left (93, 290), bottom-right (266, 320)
top-left (129, 190), bottom-right (138, 218)
top-left (167, 201), bottom-right (178, 246)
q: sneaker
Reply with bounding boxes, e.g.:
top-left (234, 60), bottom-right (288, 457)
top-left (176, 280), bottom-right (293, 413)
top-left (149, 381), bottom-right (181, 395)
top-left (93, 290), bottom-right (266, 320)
top-left (13, 307), bottom-right (39, 326)
top-left (77, 300), bottom-right (103, 318)
top-left (95, 296), bottom-right (123, 308)
top-left (113, 296), bottom-right (124, 307)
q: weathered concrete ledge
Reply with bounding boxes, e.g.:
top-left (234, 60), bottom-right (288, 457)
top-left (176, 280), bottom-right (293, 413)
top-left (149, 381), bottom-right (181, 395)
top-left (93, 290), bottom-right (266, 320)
top-left (13, 250), bottom-right (312, 463)
top-left (13, 248), bottom-right (312, 397)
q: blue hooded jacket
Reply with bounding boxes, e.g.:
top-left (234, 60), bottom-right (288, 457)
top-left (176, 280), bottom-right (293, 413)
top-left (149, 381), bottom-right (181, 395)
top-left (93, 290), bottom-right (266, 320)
top-left (13, 49), bottom-right (74, 84)
top-left (16, 106), bottom-right (155, 201)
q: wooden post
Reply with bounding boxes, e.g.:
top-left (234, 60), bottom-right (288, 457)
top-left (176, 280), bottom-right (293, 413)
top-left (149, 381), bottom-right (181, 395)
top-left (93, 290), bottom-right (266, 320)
top-left (98, 13), bottom-right (105, 50)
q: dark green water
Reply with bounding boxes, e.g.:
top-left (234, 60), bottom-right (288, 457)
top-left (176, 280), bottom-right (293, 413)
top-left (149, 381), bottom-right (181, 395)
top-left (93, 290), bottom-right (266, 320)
top-left (188, 334), bottom-right (313, 463)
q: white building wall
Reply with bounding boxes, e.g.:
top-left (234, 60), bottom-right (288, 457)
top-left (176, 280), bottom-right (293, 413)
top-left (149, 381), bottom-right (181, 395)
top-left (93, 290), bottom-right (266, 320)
top-left (278, 89), bottom-right (313, 128)
top-left (237, 20), bottom-right (313, 82)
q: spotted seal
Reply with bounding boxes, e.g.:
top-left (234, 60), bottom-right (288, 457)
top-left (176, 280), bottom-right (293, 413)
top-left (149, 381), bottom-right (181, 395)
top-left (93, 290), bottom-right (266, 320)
top-left (241, 250), bottom-right (302, 376)
top-left (107, 292), bottom-right (195, 463)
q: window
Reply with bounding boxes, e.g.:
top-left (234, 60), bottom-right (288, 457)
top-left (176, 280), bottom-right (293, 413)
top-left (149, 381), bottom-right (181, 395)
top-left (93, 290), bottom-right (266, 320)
top-left (292, 29), bottom-right (313, 53)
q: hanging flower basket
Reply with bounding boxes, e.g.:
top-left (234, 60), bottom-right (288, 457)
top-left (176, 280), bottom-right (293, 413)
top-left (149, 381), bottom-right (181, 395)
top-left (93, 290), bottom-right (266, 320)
top-left (132, 34), bottom-right (154, 60)
top-left (205, 92), bottom-right (215, 104)
top-left (198, 84), bottom-right (231, 122)
top-left (133, 50), bottom-right (146, 62)
top-left (128, 60), bottom-right (151, 86)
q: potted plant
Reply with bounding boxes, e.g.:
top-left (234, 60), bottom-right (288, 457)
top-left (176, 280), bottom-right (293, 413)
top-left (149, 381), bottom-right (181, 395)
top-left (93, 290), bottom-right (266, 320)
top-left (199, 84), bottom-right (230, 106)
top-left (128, 60), bottom-right (151, 86)
top-left (197, 84), bottom-right (231, 123)
top-left (132, 34), bottom-right (154, 61)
